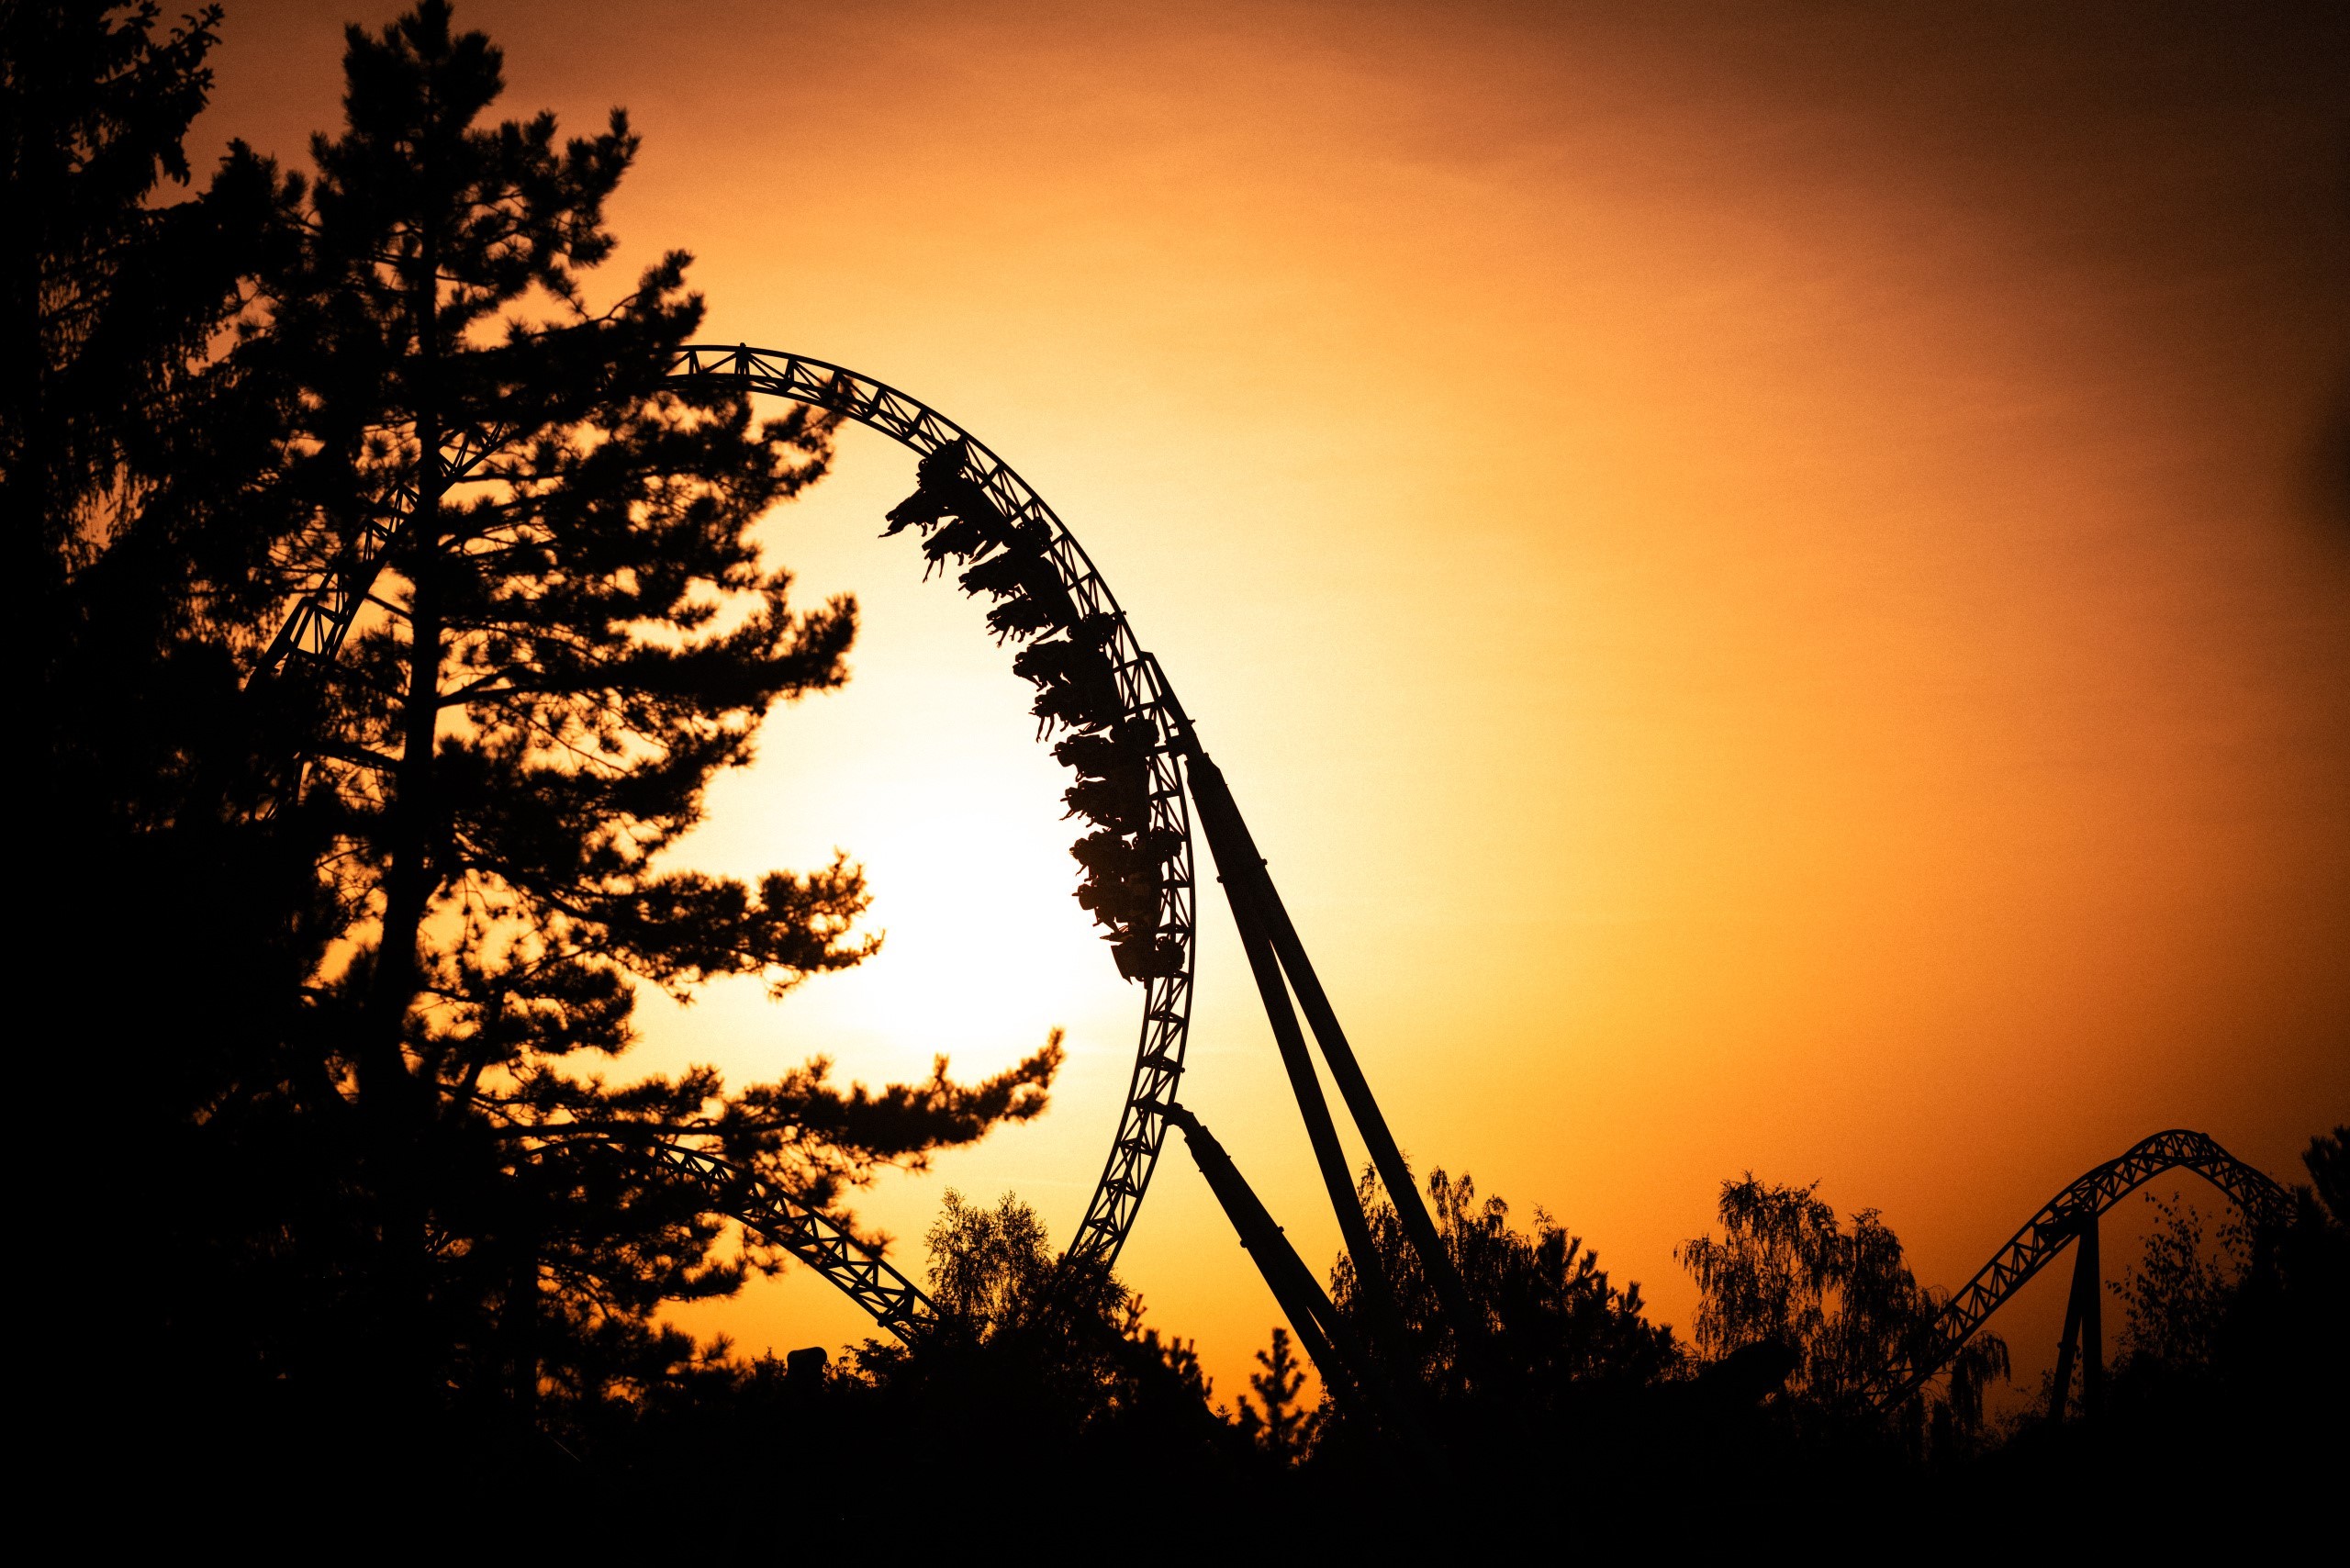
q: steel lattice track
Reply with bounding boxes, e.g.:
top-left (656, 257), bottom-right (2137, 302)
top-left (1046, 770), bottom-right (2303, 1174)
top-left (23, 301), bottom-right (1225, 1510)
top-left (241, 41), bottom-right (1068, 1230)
top-left (254, 420), bottom-right (507, 670)
top-left (1871, 1128), bottom-right (2291, 1408)
top-left (253, 344), bottom-right (1198, 1335)
top-left (667, 346), bottom-right (1197, 1275)
top-left (528, 1131), bottom-right (937, 1341)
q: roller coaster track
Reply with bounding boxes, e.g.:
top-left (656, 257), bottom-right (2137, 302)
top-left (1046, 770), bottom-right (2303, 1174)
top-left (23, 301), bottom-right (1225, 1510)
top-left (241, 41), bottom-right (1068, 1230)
top-left (524, 1130), bottom-right (936, 1342)
top-left (666, 347), bottom-right (1203, 1279)
top-left (252, 345), bottom-right (1198, 1333)
top-left (257, 344), bottom-right (1476, 1392)
top-left (253, 418), bottom-right (509, 673)
top-left (1871, 1128), bottom-right (2292, 1411)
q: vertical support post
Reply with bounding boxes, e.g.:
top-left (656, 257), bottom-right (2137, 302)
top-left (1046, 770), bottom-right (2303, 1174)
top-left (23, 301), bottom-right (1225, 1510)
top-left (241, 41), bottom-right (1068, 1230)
top-left (2049, 1208), bottom-right (2103, 1423)
top-left (2049, 1272), bottom-right (2082, 1423)
top-left (2077, 1208), bottom-right (2103, 1420)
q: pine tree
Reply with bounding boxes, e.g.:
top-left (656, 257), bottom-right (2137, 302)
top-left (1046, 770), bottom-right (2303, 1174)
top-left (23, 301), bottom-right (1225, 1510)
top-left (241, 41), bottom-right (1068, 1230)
top-left (6, 2), bottom-right (285, 605)
top-left (237, 2), bottom-right (1068, 1425)
top-left (7, 1), bottom-right (1069, 1446)
top-left (1239, 1327), bottom-right (1322, 1462)
top-left (7, 0), bottom-right (302, 1190)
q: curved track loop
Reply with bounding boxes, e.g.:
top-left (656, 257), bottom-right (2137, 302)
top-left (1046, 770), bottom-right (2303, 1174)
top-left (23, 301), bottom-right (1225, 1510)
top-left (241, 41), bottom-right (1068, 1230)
top-left (254, 419), bottom-right (508, 674)
top-left (666, 346), bottom-right (1197, 1275)
top-left (527, 1131), bottom-right (935, 1342)
top-left (1874, 1128), bottom-right (2291, 1409)
top-left (255, 345), bottom-right (1197, 1329)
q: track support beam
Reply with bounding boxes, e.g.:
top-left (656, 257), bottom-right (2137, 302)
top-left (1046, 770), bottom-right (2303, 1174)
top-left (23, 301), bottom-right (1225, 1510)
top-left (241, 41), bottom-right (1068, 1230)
top-left (2048, 1210), bottom-right (2104, 1423)
top-left (1177, 737), bottom-right (1488, 1371)
top-left (1161, 1103), bottom-right (1378, 1410)
top-left (1221, 849), bottom-right (1410, 1350)
top-left (1161, 1102), bottom-right (1439, 1466)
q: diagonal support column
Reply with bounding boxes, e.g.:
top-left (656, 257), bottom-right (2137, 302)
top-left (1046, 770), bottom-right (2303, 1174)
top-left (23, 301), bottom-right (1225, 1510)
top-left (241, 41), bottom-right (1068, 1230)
top-left (1179, 741), bottom-right (1488, 1367)
top-left (1160, 1103), bottom-right (1378, 1413)
top-left (1222, 855), bottom-right (1409, 1350)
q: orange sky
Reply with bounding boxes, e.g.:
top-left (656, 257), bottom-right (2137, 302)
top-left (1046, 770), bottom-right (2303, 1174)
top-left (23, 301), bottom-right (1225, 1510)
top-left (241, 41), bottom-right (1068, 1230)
top-left (201, 0), bottom-right (2349, 1409)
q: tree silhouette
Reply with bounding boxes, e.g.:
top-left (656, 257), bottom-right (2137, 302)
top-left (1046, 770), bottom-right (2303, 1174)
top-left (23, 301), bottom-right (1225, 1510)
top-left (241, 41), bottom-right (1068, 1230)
top-left (1330, 1164), bottom-right (1676, 1399)
top-left (1238, 1327), bottom-right (1323, 1462)
top-left (824, 1186), bottom-right (1222, 1518)
top-left (1678, 1174), bottom-right (2006, 1444)
top-left (2255, 1126), bottom-right (2349, 1419)
top-left (13, 0), bottom-right (304, 1047)
top-left (2109, 1190), bottom-right (2245, 1376)
top-left (17, 2), bottom-right (1067, 1452)
top-left (238, 0), bottom-right (1069, 1424)
top-left (924, 1185), bottom-right (1066, 1338)
top-left (2085, 1128), bottom-right (2348, 1448)
top-left (8, 1), bottom-right (339, 1463)
top-left (7, 0), bottom-right (287, 618)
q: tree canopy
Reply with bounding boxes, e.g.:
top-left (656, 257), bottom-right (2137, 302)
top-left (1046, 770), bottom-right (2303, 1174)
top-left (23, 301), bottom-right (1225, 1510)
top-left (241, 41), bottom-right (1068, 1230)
top-left (13, 0), bottom-right (1060, 1458)
top-left (1677, 1173), bottom-right (2008, 1444)
top-left (1331, 1164), bottom-right (1678, 1402)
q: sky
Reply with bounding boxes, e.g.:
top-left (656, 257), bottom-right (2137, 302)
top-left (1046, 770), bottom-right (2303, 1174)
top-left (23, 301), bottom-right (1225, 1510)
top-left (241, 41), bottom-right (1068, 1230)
top-left (199, 0), bottom-right (2349, 1410)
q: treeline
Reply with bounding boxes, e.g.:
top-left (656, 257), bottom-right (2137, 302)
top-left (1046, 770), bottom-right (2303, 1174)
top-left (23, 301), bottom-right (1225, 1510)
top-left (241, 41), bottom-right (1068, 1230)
top-left (576, 1137), bottom-right (2345, 1549)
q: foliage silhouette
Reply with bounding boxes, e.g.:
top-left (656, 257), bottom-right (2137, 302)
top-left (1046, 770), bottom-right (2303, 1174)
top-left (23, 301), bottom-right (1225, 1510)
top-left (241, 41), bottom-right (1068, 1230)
top-left (10, 0), bottom-right (330, 1470)
top-left (1331, 1163), bottom-right (1677, 1402)
top-left (1237, 1326), bottom-right (1325, 1462)
top-left (13, 2), bottom-right (1064, 1480)
top-left (922, 1185), bottom-right (1068, 1337)
top-left (12, 0), bottom-right (308, 1060)
top-left (2109, 1189), bottom-right (2246, 1375)
top-left (2088, 1128), bottom-right (2348, 1444)
top-left (897, 1187), bottom-right (1209, 1396)
top-left (1962, 1128), bottom-right (2348, 1539)
top-left (7, 0), bottom-right (286, 610)
top-left (794, 1189), bottom-right (1247, 1535)
top-left (1679, 1172), bottom-right (2009, 1451)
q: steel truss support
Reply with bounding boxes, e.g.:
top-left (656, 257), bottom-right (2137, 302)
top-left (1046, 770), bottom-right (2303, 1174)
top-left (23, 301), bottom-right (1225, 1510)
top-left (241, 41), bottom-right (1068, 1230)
top-left (1869, 1128), bottom-right (2288, 1411)
top-left (529, 1131), bottom-right (936, 1341)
